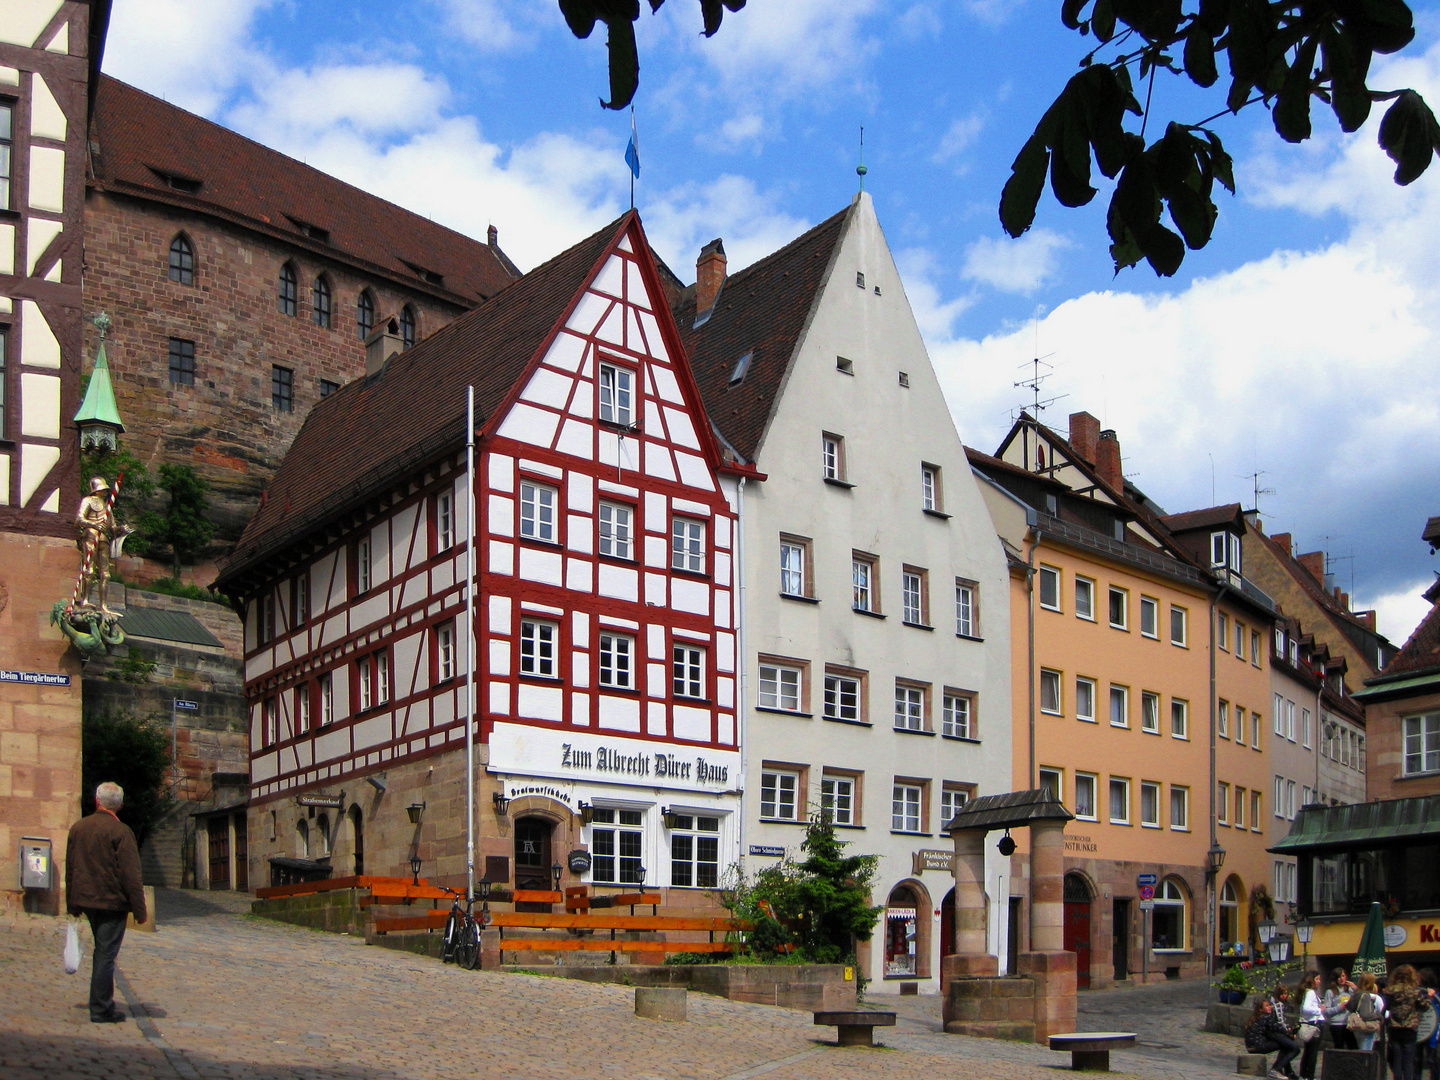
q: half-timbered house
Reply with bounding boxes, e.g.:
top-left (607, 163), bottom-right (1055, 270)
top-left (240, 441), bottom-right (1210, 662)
top-left (215, 213), bottom-right (751, 902)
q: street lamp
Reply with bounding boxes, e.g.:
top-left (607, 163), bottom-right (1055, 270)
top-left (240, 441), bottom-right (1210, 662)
top-left (410, 853), bottom-right (422, 886)
top-left (1206, 843), bottom-right (1227, 878)
top-left (551, 862), bottom-right (563, 891)
top-left (406, 801), bottom-right (426, 824)
top-left (1258, 917), bottom-right (1278, 945)
top-left (492, 791), bottom-right (511, 816)
top-left (1268, 933), bottom-right (1292, 964)
top-left (1296, 920), bottom-right (1313, 968)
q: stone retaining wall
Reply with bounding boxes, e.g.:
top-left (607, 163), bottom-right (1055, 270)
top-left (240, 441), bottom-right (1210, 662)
top-left (251, 889), bottom-right (367, 936)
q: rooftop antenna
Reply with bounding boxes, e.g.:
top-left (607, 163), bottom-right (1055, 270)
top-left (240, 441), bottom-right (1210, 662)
top-left (1208, 454), bottom-right (1216, 505)
top-left (1240, 470), bottom-right (1275, 515)
top-left (1012, 350), bottom-right (1064, 422)
top-left (857, 126), bottom-right (867, 191)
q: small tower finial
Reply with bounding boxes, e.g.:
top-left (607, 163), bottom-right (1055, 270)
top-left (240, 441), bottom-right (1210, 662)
top-left (92, 311), bottom-right (111, 340)
top-left (856, 125), bottom-right (867, 191)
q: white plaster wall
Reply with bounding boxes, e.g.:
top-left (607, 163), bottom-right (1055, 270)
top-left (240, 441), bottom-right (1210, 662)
top-left (738, 193), bottom-right (1014, 991)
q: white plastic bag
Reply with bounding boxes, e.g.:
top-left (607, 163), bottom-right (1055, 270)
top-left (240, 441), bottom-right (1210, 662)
top-left (63, 918), bottom-right (81, 974)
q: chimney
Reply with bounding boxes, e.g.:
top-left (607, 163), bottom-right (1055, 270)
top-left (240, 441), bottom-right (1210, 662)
top-left (1338, 590), bottom-right (1350, 611)
top-left (487, 224), bottom-right (498, 246)
top-left (695, 238), bottom-right (726, 314)
top-left (1297, 551), bottom-right (1325, 585)
top-left (1095, 429), bottom-right (1122, 490)
top-left (1355, 610), bottom-right (1377, 630)
top-left (365, 317), bottom-right (403, 377)
top-left (1068, 412), bottom-right (1101, 464)
top-left (1271, 532), bottom-right (1292, 557)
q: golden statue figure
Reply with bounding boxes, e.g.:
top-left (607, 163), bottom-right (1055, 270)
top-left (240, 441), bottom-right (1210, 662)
top-left (74, 476), bottom-right (134, 616)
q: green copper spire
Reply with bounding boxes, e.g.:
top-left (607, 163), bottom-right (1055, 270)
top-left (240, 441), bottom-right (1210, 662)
top-left (75, 313), bottom-right (125, 450)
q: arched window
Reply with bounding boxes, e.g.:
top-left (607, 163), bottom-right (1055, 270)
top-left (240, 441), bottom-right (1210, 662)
top-left (312, 275), bottom-right (331, 328)
top-left (884, 884), bottom-right (919, 976)
top-left (1151, 877), bottom-right (1189, 951)
top-left (314, 813), bottom-right (331, 856)
top-left (399, 304), bottom-right (416, 349)
top-left (1219, 877), bottom-right (1241, 947)
top-left (296, 819), bottom-right (309, 859)
top-left (278, 262), bottom-right (298, 316)
top-left (168, 234), bottom-right (194, 285)
top-left (356, 290), bottom-right (375, 341)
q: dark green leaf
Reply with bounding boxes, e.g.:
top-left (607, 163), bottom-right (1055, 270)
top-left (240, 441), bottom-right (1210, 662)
top-left (1203, 130), bottom-right (1236, 192)
top-left (1114, 0), bottom-right (1182, 42)
top-left (1049, 137), bottom-right (1098, 207)
top-left (1378, 89), bottom-right (1440, 184)
top-left (1225, 0), bottom-right (1270, 87)
top-left (1196, 0), bottom-right (1229, 34)
top-left (1140, 222), bottom-right (1185, 275)
top-left (1358, 0), bottom-right (1415, 53)
top-left (1165, 182), bottom-right (1216, 248)
top-left (1082, 67), bottom-right (1135, 176)
top-left (1062, 0), bottom-right (1090, 30)
top-left (699, 0), bottom-right (746, 37)
top-left (1154, 123), bottom-right (1194, 192)
top-left (1093, 0), bottom-right (1116, 42)
top-left (558, 0), bottom-right (600, 37)
top-left (1273, 36), bottom-right (1318, 143)
top-left (1184, 23), bottom-right (1219, 87)
top-left (1000, 133), bottom-right (1051, 237)
top-left (1322, 27), bottom-right (1373, 131)
top-left (1059, 78), bottom-right (1094, 190)
top-left (602, 13), bottom-right (641, 109)
top-left (1114, 158), bottom-right (1161, 236)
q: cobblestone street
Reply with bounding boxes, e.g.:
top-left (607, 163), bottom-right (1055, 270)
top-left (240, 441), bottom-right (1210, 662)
top-left (1, 891), bottom-right (1245, 1080)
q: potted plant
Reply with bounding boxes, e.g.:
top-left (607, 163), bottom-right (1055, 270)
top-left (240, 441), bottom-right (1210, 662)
top-left (1218, 964), bottom-right (1249, 1005)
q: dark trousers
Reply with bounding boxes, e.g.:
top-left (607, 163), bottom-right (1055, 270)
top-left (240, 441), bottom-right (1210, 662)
top-left (1300, 1031), bottom-right (1322, 1079)
top-left (1255, 1033), bottom-right (1302, 1076)
top-left (1330, 1026), bottom-right (1358, 1051)
top-left (84, 909), bottom-right (128, 1019)
top-left (1391, 1029), bottom-right (1419, 1080)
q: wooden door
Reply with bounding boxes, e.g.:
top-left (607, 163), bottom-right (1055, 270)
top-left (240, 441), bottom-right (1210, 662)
top-left (1112, 898), bottom-right (1130, 981)
top-left (514, 817), bottom-right (553, 912)
top-left (1065, 902), bottom-right (1092, 989)
top-left (207, 817), bottom-right (231, 890)
top-left (940, 888), bottom-right (955, 959)
top-left (233, 814), bottom-right (248, 892)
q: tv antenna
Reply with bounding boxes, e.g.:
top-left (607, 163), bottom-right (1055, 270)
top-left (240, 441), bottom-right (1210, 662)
top-left (1239, 470), bottom-right (1274, 516)
top-left (1012, 351), bottom-right (1065, 421)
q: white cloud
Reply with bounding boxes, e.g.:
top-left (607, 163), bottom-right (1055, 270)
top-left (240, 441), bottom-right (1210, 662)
top-left (959, 0), bottom-right (1026, 26)
top-left (895, 247), bottom-right (975, 340)
top-left (1360, 581), bottom-right (1435, 648)
top-left (641, 175), bottom-right (813, 281)
top-left (961, 228), bottom-right (1071, 293)
top-left (439, 0), bottom-right (538, 52)
top-left (714, 113), bottom-right (766, 151)
top-left (932, 112), bottom-right (985, 166)
top-left (228, 65), bottom-right (452, 140)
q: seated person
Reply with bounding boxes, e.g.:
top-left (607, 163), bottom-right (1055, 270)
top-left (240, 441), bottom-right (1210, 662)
top-left (1246, 997), bottom-right (1302, 1080)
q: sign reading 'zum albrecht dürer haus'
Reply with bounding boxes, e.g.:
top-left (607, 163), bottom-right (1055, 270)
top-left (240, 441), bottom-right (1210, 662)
top-left (489, 725), bottom-right (739, 793)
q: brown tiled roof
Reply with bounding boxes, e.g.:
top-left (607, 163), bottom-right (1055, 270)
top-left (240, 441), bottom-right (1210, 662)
top-left (90, 77), bottom-right (518, 303)
top-left (672, 205), bottom-right (850, 461)
top-left (1381, 599), bottom-right (1440, 678)
top-left (1249, 526), bottom-right (1392, 649)
top-left (1159, 503), bottom-right (1245, 533)
top-left (216, 214), bottom-right (636, 588)
top-left (1424, 516), bottom-right (1440, 547)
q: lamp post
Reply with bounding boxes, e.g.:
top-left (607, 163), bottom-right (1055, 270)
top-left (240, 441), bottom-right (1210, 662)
top-left (492, 791), bottom-right (510, 817)
top-left (410, 853), bottom-right (422, 886)
top-left (406, 802), bottom-right (425, 884)
top-left (1296, 920), bottom-right (1313, 971)
top-left (551, 862), bottom-right (563, 892)
top-left (1205, 843), bottom-right (1226, 977)
top-left (1269, 933), bottom-right (1292, 964)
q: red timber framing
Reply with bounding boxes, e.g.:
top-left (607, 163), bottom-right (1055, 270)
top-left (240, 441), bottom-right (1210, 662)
top-left (224, 212), bottom-right (753, 819)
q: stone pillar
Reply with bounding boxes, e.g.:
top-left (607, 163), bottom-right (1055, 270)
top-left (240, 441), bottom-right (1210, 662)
top-left (942, 827), bottom-right (997, 984)
top-left (1030, 817), bottom-right (1065, 953)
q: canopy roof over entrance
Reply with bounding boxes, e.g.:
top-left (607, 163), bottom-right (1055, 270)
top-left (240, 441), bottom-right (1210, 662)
top-left (1269, 794), bottom-right (1440, 853)
top-left (946, 788), bottom-right (1073, 832)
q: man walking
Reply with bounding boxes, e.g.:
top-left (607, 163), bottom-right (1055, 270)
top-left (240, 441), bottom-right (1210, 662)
top-left (66, 782), bottom-right (147, 1023)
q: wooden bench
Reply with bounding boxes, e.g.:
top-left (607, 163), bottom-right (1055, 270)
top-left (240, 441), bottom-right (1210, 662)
top-left (813, 1010), bottom-right (896, 1047)
top-left (1048, 1032), bottom-right (1137, 1071)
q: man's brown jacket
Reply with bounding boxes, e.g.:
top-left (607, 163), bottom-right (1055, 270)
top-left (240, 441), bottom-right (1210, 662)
top-left (66, 810), bottom-right (147, 920)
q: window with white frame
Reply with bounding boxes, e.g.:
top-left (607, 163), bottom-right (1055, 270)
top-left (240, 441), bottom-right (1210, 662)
top-left (598, 632), bottom-right (634, 689)
top-left (1139, 594), bottom-right (1158, 637)
top-left (1171, 698), bottom-right (1189, 739)
top-left (1273, 775), bottom-right (1285, 817)
top-left (1274, 693), bottom-right (1285, 735)
top-left (780, 537), bottom-right (809, 597)
top-left (760, 770), bottom-right (800, 820)
top-left (1404, 713), bottom-right (1440, 775)
top-left (759, 662), bottom-right (803, 712)
top-left (1234, 786), bottom-right (1245, 829)
top-left (1251, 630), bottom-right (1261, 665)
top-left (1040, 669), bottom-right (1062, 715)
top-left (1218, 611), bottom-right (1230, 650)
top-left (295, 684), bottom-right (311, 736)
top-left (319, 672), bottom-right (334, 726)
top-left (257, 590), bottom-right (275, 646)
top-left (1140, 780), bottom-right (1160, 827)
top-left (293, 571), bottom-right (309, 628)
top-left (1286, 779), bottom-right (1297, 819)
top-left (940, 784), bottom-right (971, 829)
top-left (823, 671), bottom-right (862, 723)
top-left (891, 783), bottom-right (924, 832)
top-left (436, 490), bottom-right (455, 551)
top-left (921, 464), bottom-right (941, 511)
top-left (598, 361), bottom-right (634, 426)
top-left (1210, 531), bottom-right (1228, 569)
top-left (1039, 565), bottom-right (1061, 611)
top-left (902, 568), bottom-right (927, 625)
top-left (894, 682), bottom-right (927, 731)
top-left (519, 481), bottom-right (557, 542)
top-left (357, 650), bottom-right (389, 710)
top-left (1251, 789), bottom-right (1262, 829)
top-left (435, 621), bottom-right (456, 682)
top-left (1218, 699), bottom-right (1230, 739)
top-left (822, 432), bottom-right (845, 481)
top-left (671, 517), bottom-right (705, 573)
top-left (1170, 785), bottom-right (1190, 830)
top-left (262, 697), bottom-right (278, 747)
top-left (1302, 707), bottom-right (1312, 748)
top-left (598, 501), bottom-right (634, 559)
top-left (955, 580), bottom-right (978, 637)
top-left (942, 691), bottom-right (973, 739)
top-left (1152, 878), bottom-right (1187, 949)
top-left (1075, 676), bottom-right (1096, 722)
top-left (355, 536), bottom-right (372, 594)
top-left (852, 554), bottom-right (878, 612)
top-left (1235, 705), bottom-right (1247, 746)
top-left (1170, 605), bottom-right (1188, 646)
top-left (1235, 620), bottom-right (1245, 656)
top-left (1286, 699), bottom-right (1297, 741)
top-left (590, 807), bottom-right (644, 883)
top-left (1108, 586), bottom-right (1128, 629)
top-left (1141, 691), bottom-right (1160, 733)
top-left (821, 774), bottom-right (856, 825)
top-left (1074, 773), bottom-right (1097, 820)
top-left (1218, 781), bottom-right (1230, 824)
top-left (1039, 767), bottom-right (1063, 803)
top-left (1075, 577), bottom-right (1095, 620)
top-left (520, 619), bottom-right (558, 678)
top-left (1109, 684), bottom-right (1129, 728)
top-left (1109, 777), bottom-right (1130, 824)
top-left (672, 645), bottom-right (705, 699)
top-left (669, 813), bottom-right (720, 887)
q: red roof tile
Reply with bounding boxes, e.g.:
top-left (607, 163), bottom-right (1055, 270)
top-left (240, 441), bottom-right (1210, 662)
top-left (1381, 599), bottom-right (1440, 678)
top-left (1159, 504), bottom-right (1246, 533)
top-left (90, 77), bottom-right (518, 303)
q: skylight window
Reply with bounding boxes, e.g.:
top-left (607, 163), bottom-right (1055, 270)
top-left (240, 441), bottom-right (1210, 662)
top-left (729, 351), bottom-right (753, 385)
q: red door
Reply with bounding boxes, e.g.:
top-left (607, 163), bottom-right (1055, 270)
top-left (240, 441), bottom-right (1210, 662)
top-left (940, 889), bottom-right (955, 959)
top-left (1064, 901), bottom-right (1092, 989)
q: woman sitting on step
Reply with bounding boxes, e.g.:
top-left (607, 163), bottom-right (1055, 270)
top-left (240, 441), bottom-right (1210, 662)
top-left (1246, 996), bottom-right (1302, 1080)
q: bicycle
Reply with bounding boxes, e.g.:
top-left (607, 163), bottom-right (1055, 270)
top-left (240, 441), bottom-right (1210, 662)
top-left (438, 886), bottom-right (486, 970)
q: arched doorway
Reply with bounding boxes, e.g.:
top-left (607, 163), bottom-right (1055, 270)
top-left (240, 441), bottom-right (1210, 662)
top-left (349, 805), bottom-right (365, 876)
top-left (940, 887), bottom-right (956, 962)
top-left (514, 815), bottom-right (555, 913)
top-left (1219, 876), bottom-right (1242, 950)
top-left (884, 885), bottom-right (920, 977)
top-left (1064, 872), bottom-right (1094, 989)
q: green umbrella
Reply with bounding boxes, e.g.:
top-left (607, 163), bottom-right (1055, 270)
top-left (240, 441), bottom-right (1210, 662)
top-left (1354, 901), bottom-right (1389, 977)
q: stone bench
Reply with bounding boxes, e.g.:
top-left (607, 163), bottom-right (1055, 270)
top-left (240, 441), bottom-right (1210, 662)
top-left (1048, 1032), bottom-right (1138, 1071)
top-left (813, 1010), bottom-right (897, 1047)
top-left (1237, 1052), bottom-right (1269, 1076)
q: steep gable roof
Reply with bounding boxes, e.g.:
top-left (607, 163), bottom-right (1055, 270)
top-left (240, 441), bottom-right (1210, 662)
top-left (673, 205), bottom-right (850, 462)
top-left (90, 77), bottom-right (518, 303)
top-left (217, 214), bottom-right (636, 587)
top-left (1377, 598), bottom-right (1440, 679)
top-left (1161, 504), bottom-right (1246, 534)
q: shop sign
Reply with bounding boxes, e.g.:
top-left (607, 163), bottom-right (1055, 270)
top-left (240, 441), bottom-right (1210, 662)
top-left (1, 669), bottom-right (70, 686)
top-left (489, 723), bottom-right (741, 795)
top-left (568, 849), bottom-right (592, 873)
top-left (1065, 834), bottom-right (1098, 853)
top-left (505, 783), bottom-right (575, 807)
top-left (912, 849), bottom-right (954, 874)
top-left (1384, 924), bottom-right (1408, 948)
top-left (1420, 924), bottom-right (1440, 945)
top-left (749, 845), bottom-right (785, 858)
top-left (296, 793), bottom-right (344, 808)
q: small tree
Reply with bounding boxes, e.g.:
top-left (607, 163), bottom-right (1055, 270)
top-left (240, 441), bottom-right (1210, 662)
top-left (81, 708), bottom-right (173, 848)
top-left (139, 463), bottom-right (215, 578)
top-left (791, 810), bottom-right (883, 963)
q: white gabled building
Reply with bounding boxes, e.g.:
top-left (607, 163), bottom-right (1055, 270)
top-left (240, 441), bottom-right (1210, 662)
top-left (676, 193), bottom-right (1014, 990)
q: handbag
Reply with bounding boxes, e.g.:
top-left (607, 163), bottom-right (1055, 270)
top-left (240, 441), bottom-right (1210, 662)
top-left (1298, 1023), bottom-right (1321, 1044)
top-left (62, 918), bottom-right (81, 974)
top-left (1348, 995), bottom-right (1382, 1034)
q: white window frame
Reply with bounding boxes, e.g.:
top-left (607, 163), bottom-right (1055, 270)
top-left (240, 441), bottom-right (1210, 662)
top-left (520, 619), bottom-right (558, 678)
top-left (894, 682), bottom-right (927, 732)
top-left (921, 464), bottom-right (941, 511)
top-left (1141, 691), bottom-right (1160, 734)
top-left (357, 655), bottom-right (373, 712)
top-left (1218, 699), bottom-right (1230, 739)
top-left (590, 806), bottom-right (645, 884)
top-left (1170, 604), bottom-right (1188, 646)
top-left (758, 663), bottom-right (803, 712)
top-left (1075, 676), bottom-right (1096, 723)
top-left (436, 490), bottom-right (455, 551)
top-left (436, 621), bottom-right (456, 682)
top-left (319, 672), bottom-right (334, 726)
top-left (1039, 767), bottom-right (1063, 803)
top-left (955, 580), bottom-right (977, 637)
top-left (1040, 669), bottom-right (1062, 715)
top-left (1109, 777), bottom-right (1131, 825)
top-left (668, 812), bottom-right (720, 888)
top-left (295, 684), bottom-right (311, 736)
top-left (1218, 781), bottom-right (1230, 825)
top-left (939, 785), bottom-right (970, 830)
top-left (519, 481), bottom-right (558, 542)
top-left (942, 691), bottom-right (973, 739)
top-left (672, 644), bottom-right (705, 699)
top-left (1139, 780), bottom-right (1161, 828)
top-left (671, 517), bottom-right (705, 574)
top-left (1073, 772), bottom-right (1098, 821)
top-left (1109, 684), bottom-right (1129, 728)
top-left (891, 783), bottom-right (924, 833)
top-left (1075, 576), bottom-right (1095, 621)
top-left (1170, 785), bottom-right (1190, 831)
top-left (1171, 698), bottom-right (1189, 740)
top-left (780, 538), bottom-right (808, 597)
top-left (1139, 594), bottom-right (1158, 637)
top-left (822, 432), bottom-right (845, 481)
top-left (760, 770), bottom-right (800, 821)
top-left (598, 361), bottom-right (634, 427)
top-left (1403, 713), bottom-right (1440, 775)
top-left (821, 774), bottom-right (856, 826)
top-left (598, 501), bottom-right (634, 560)
top-left (1108, 586), bottom-right (1128, 630)
top-left (823, 672), bottom-right (862, 724)
top-left (902, 568), bottom-right (926, 625)
top-left (852, 554), bottom-right (877, 612)
top-left (1286, 699), bottom-right (1297, 742)
top-left (1218, 611), bottom-right (1230, 651)
top-left (1038, 565), bottom-right (1061, 611)
top-left (598, 632), bottom-right (634, 689)
top-left (356, 536), bottom-right (372, 594)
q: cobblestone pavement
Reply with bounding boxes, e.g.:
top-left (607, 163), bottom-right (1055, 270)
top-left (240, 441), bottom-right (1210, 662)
top-left (2, 891), bottom-right (1246, 1080)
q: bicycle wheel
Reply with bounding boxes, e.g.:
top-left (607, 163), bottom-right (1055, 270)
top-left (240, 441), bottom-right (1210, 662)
top-left (455, 917), bottom-right (481, 970)
top-left (440, 908), bottom-right (462, 963)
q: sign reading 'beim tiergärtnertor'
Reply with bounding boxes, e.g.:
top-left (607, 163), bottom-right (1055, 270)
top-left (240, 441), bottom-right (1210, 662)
top-left (489, 723), bottom-right (739, 794)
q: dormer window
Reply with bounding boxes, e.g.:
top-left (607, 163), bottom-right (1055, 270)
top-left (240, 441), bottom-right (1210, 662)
top-left (149, 166), bottom-right (202, 194)
top-left (598, 361), bottom-right (634, 427)
top-left (1210, 531), bottom-right (1226, 568)
top-left (402, 259), bottom-right (444, 287)
top-left (287, 216), bottom-right (331, 244)
top-left (1210, 529), bottom-right (1242, 574)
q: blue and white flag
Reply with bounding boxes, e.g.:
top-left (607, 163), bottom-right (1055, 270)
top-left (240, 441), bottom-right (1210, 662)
top-left (625, 108), bottom-right (640, 178)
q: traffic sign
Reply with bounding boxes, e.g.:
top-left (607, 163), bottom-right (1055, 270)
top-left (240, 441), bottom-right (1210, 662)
top-left (1137, 873), bottom-right (1157, 887)
top-left (174, 699), bottom-right (199, 710)
top-left (1139, 884), bottom-right (1155, 901)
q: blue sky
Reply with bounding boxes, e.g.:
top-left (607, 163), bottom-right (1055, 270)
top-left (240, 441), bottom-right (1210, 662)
top-left (104, 0), bottom-right (1440, 647)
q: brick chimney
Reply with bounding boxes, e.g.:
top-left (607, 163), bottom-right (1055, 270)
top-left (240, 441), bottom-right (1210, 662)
top-left (365, 316), bottom-right (403, 377)
top-left (1271, 532), bottom-right (1292, 557)
top-left (1095, 429), bottom-right (1123, 491)
top-left (1355, 610), bottom-right (1377, 630)
top-left (695, 238), bottom-right (726, 314)
top-left (1297, 551), bottom-right (1325, 585)
top-left (1068, 412), bottom-right (1100, 464)
top-left (487, 224), bottom-right (498, 246)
